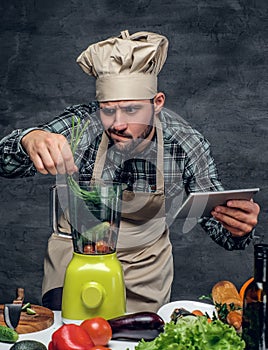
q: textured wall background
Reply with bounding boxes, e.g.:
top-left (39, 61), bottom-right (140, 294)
top-left (0, 0), bottom-right (267, 305)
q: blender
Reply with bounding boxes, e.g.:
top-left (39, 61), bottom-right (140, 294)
top-left (59, 179), bottom-right (126, 323)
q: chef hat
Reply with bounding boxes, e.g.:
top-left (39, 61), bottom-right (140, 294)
top-left (76, 30), bottom-right (168, 102)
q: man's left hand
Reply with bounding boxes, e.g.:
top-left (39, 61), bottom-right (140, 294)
top-left (211, 200), bottom-right (260, 237)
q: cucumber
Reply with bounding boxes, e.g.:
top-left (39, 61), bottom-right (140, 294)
top-left (9, 340), bottom-right (47, 350)
top-left (26, 308), bottom-right (36, 315)
top-left (0, 325), bottom-right (18, 343)
top-left (21, 302), bottom-right (31, 311)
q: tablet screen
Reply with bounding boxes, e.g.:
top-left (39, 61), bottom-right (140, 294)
top-left (176, 188), bottom-right (260, 219)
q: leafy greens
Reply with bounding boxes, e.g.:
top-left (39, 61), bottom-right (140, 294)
top-left (134, 316), bottom-right (245, 350)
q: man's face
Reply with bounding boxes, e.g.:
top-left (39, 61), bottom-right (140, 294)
top-left (99, 99), bottom-right (154, 152)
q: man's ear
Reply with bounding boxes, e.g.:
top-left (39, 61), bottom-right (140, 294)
top-left (153, 92), bottom-right (165, 114)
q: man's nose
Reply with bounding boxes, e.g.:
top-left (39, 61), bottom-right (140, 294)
top-left (113, 109), bottom-right (127, 130)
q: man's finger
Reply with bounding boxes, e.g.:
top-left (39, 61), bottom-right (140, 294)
top-left (59, 143), bottom-right (77, 174)
top-left (37, 148), bottom-right (59, 175)
top-left (226, 199), bottom-right (259, 214)
top-left (31, 154), bottom-right (49, 175)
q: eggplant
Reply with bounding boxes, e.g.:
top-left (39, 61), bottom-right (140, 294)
top-left (108, 311), bottom-right (165, 341)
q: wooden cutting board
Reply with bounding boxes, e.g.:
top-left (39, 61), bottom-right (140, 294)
top-left (0, 304), bottom-right (54, 334)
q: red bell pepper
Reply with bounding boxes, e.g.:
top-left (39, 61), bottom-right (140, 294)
top-left (48, 323), bottom-right (94, 350)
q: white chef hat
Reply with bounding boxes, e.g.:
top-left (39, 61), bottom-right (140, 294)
top-left (76, 30), bottom-right (169, 102)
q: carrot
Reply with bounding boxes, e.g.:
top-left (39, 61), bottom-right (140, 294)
top-left (191, 310), bottom-right (204, 316)
top-left (239, 277), bottom-right (254, 300)
top-left (191, 309), bottom-right (211, 322)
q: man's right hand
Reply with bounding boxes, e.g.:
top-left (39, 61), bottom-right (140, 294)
top-left (21, 130), bottom-right (78, 175)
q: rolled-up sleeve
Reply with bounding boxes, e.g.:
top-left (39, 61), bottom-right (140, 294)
top-left (0, 128), bottom-right (39, 177)
top-left (199, 216), bottom-right (255, 250)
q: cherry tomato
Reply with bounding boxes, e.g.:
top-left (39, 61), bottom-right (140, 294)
top-left (96, 240), bottom-right (110, 253)
top-left (84, 244), bottom-right (94, 254)
top-left (80, 317), bottom-right (112, 346)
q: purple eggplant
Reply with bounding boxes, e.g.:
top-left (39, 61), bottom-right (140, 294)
top-left (108, 311), bottom-right (165, 341)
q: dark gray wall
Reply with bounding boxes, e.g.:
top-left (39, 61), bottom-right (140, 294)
top-left (0, 0), bottom-right (267, 305)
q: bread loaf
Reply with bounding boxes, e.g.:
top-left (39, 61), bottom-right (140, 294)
top-left (212, 280), bottom-right (242, 330)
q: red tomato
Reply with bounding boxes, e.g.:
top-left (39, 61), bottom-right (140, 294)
top-left (84, 244), bottom-right (94, 254)
top-left (80, 317), bottom-right (112, 346)
top-left (96, 240), bottom-right (110, 253)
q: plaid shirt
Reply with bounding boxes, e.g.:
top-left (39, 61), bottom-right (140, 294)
top-left (0, 102), bottom-right (254, 250)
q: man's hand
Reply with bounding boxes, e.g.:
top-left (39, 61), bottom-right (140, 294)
top-left (21, 130), bottom-right (77, 175)
top-left (211, 199), bottom-right (260, 237)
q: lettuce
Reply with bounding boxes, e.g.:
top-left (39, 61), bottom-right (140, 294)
top-left (134, 316), bottom-right (245, 350)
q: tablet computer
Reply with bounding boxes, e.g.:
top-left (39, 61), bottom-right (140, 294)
top-left (176, 188), bottom-right (260, 219)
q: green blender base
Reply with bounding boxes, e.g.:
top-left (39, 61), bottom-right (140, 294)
top-left (61, 252), bottom-right (126, 323)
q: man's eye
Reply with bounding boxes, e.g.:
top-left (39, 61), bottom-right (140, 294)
top-left (101, 108), bottom-right (116, 116)
top-left (124, 106), bottom-right (139, 114)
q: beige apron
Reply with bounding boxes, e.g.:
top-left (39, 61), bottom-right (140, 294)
top-left (42, 117), bottom-right (173, 312)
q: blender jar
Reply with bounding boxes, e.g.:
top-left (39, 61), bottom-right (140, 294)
top-left (61, 179), bottom-right (126, 322)
top-left (68, 180), bottom-right (122, 255)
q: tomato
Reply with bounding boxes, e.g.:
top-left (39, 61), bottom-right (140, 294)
top-left (96, 240), bottom-right (110, 253)
top-left (80, 317), bottom-right (112, 346)
top-left (84, 244), bottom-right (94, 254)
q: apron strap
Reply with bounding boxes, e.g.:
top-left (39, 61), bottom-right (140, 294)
top-left (91, 132), bottom-right (110, 183)
top-left (155, 116), bottom-right (164, 191)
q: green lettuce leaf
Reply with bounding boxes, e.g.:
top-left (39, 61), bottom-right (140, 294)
top-left (134, 316), bottom-right (245, 350)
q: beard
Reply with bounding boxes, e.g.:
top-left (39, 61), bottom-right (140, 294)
top-left (111, 124), bottom-right (154, 153)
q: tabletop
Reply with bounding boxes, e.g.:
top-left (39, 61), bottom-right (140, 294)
top-left (1, 300), bottom-right (216, 349)
top-left (1, 311), bottom-right (137, 350)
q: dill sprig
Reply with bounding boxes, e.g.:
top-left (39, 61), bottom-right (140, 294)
top-left (67, 116), bottom-right (100, 203)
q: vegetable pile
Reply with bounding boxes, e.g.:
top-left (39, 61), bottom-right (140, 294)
top-left (48, 312), bottom-right (165, 349)
top-left (48, 317), bottom-right (112, 350)
top-left (134, 315), bottom-right (246, 350)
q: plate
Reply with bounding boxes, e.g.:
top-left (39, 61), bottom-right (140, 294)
top-left (110, 340), bottom-right (137, 349)
top-left (157, 300), bottom-right (216, 323)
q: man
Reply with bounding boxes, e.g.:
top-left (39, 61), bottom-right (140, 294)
top-left (0, 30), bottom-right (260, 312)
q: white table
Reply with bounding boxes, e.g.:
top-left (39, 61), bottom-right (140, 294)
top-left (2, 300), bottom-right (216, 349)
top-left (2, 311), bottom-right (137, 349)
